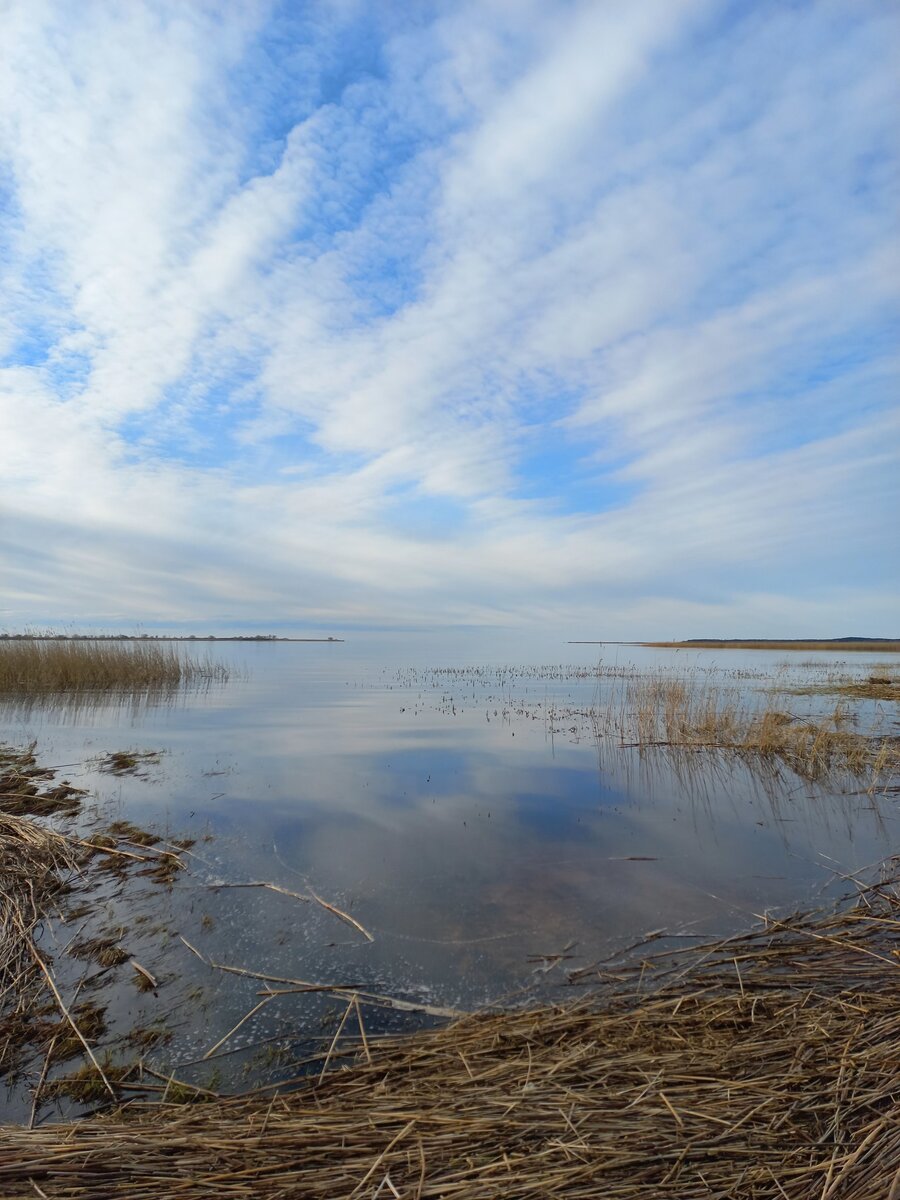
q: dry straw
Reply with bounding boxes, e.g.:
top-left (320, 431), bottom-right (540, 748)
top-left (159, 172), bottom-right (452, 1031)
top-left (0, 744), bottom-right (186, 1091)
top-left (3, 863), bottom-right (899, 1198)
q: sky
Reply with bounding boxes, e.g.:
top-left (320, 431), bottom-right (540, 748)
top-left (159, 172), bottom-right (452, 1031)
top-left (1, 0), bottom-right (898, 638)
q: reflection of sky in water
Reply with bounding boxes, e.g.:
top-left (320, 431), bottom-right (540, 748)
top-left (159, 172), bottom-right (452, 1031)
top-left (2, 637), bottom-right (896, 1113)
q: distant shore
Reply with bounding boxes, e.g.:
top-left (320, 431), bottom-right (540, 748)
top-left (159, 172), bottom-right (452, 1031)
top-left (571, 638), bottom-right (900, 652)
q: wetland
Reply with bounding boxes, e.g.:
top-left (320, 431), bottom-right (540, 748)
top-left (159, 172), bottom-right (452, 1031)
top-left (1, 633), bottom-right (898, 1197)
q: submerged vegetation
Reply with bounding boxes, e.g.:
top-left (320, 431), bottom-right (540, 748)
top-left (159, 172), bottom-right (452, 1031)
top-left (97, 750), bottom-right (164, 777)
top-left (0, 743), bottom-right (86, 817)
top-left (408, 660), bottom-right (898, 792)
top-left (0, 638), bottom-right (228, 695)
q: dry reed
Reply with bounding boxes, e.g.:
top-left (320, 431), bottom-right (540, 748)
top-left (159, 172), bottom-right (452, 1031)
top-left (1, 744), bottom-right (187, 1087)
top-left (3, 867), bottom-right (899, 1198)
top-left (0, 808), bottom-right (78, 1077)
top-left (0, 639), bottom-right (228, 694)
top-left (790, 673), bottom-right (900, 703)
top-left (594, 675), bottom-right (898, 788)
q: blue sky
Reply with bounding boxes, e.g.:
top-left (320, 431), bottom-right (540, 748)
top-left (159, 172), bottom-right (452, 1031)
top-left (1, 0), bottom-right (898, 636)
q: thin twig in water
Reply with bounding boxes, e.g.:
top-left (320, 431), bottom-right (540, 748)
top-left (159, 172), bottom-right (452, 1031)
top-left (26, 942), bottom-right (116, 1099)
top-left (307, 887), bottom-right (374, 942)
top-left (202, 994), bottom-right (276, 1060)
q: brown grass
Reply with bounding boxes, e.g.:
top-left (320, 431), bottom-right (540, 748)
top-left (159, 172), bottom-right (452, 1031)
top-left (1, 743), bottom-right (189, 1086)
top-left (0, 639), bottom-right (228, 694)
top-left (0, 808), bottom-right (78, 1077)
top-left (790, 673), bottom-right (900, 703)
top-left (0, 743), bottom-right (85, 817)
top-left (68, 937), bottom-right (131, 970)
top-left (594, 675), bottom-right (898, 788)
top-left (642, 640), bottom-right (900, 652)
top-left (2, 869), bottom-right (899, 1198)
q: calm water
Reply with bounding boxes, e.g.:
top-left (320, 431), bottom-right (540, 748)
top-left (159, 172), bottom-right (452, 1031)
top-left (3, 634), bottom-right (897, 1116)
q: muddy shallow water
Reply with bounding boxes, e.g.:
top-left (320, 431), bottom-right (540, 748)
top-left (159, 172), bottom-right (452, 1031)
top-left (2, 634), bottom-right (897, 1119)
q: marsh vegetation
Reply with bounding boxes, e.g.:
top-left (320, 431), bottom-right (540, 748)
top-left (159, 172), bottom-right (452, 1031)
top-left (0, 638), bottom-right (228, 696)
top-left (0, 744), bottom-right (189, 1093)
top-left (593, 672), bottom-right (898, 788)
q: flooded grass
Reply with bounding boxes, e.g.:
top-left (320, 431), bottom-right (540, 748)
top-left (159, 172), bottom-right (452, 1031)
top-left (97, 750), bottom-right (163, 777)
top-left (597, 674), bottom-right (898, 786)
top-left (68, 938), bottom-right (131, 970)
top-left (788, 672), bottom-right (900, 703)
top-left (102, 820), bottom-right (160, 846)
top-left (0, 639), bottom-right (228, 695)
top-left (4, 869), bottom-right (899, 1198)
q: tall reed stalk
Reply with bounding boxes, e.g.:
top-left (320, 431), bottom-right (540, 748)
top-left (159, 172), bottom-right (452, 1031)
top-left (0, 640), bottom-right (227, 694)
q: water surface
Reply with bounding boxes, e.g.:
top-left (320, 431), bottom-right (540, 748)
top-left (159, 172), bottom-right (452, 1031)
top-left (3, 635), bottom-right (896, 1115)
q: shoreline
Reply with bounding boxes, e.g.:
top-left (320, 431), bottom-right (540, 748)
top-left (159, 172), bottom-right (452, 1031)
top-left (0, 635), bottom-right (344, 643)
top-left (3, 793), bottom-right (897, 1195)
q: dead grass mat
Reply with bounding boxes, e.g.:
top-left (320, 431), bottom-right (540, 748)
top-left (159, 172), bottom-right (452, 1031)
top-left (3, 870), bottom-right (899, 1199)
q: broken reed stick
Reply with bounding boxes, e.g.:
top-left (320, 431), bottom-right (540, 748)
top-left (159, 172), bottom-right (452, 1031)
top-left (202, 994), bottom-right (276, 1061)
top-left (354, 995), bottom-right (371, 1066)
top-left (206, 881), bottom-right (311, 904)
top-left (179, 934), bottom-right (465, 1019)
top-left (129, 960), bottom-right (157, 990)
top-left (28, 1035), bottom-right (57, 1130)
top-left (25, 940), bottom-right (116, 1099)
top-left (306, 887), bottom-right (374, 942)
top-left (318, 997), bottom-right (355, 1084)
top-left (349, 1120), bottom-right (417, 1198)
top-left (73, 838), bottom-right (181, 866)
top-left (207, 879), bottom-right (374, 942)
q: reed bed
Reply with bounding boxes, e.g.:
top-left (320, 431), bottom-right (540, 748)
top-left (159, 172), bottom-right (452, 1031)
top-left (0, 639), bottom-right (228, 694)
top-left (594, 675), bottom-right (898, 788)
top-left (3, 866), bottom-right (899, 1198)
top-left (791, 673), bottom-right (900, 703)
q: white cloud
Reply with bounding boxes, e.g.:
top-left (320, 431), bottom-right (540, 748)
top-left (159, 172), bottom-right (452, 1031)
top-left (0, 0), bottom-right (897, 635)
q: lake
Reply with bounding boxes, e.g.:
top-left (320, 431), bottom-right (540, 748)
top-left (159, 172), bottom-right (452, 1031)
top-left (2, 634), bottom-right (896, 1117)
